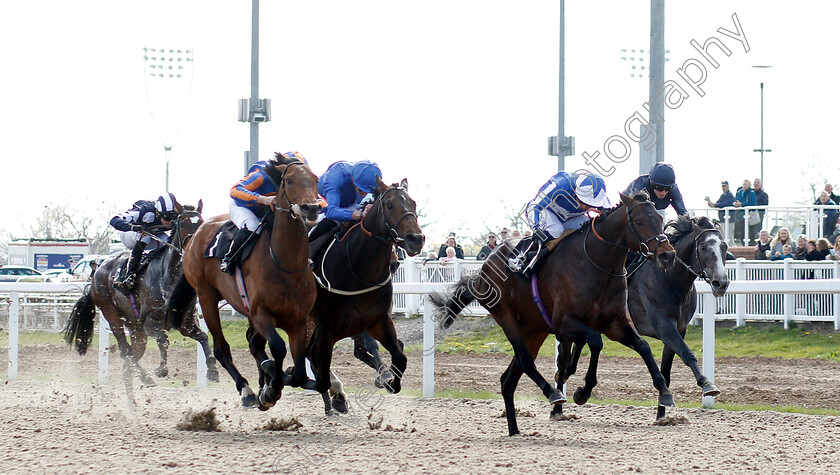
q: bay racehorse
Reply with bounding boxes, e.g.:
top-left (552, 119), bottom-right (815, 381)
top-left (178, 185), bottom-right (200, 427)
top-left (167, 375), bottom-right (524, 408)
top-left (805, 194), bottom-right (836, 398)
top-left (430, 192), bottom-right (676, 436)
top-left (307, 177), bottom-right (425, 402)
top-left (551, 214), bottom-right (729, 421)
top-left (64, 202), bottom-right (214, 394)
top-left (166, 154), bottom-right (322, 409)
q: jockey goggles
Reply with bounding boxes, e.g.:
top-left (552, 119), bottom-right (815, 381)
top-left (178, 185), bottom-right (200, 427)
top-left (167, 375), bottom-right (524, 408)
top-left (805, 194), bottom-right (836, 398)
top-left (653, 184), bottom-right (672, 192)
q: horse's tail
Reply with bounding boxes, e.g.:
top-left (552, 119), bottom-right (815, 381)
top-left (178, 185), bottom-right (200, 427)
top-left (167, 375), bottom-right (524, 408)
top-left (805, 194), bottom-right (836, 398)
top-left (428, 274), bottom-right (477, 329)
top-left (166, 271), bottom-right (196, 329)
top-left (63, 287), bottom-right (96, 355)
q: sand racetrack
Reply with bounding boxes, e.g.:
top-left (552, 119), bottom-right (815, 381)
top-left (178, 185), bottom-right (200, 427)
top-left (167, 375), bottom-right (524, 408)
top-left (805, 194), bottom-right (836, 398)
top-left (1, 338), bottom-right (839, 474)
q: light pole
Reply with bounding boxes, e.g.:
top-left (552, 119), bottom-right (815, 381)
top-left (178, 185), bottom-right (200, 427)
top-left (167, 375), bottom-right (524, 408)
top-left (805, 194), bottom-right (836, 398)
top-left (142, 47), bottom-right (195, 193)
top-left (752, 65), bottom-right (772, 184)
top-left (548, 0), bottom-right (573, 172)
top-left (238, 0), bottom-right (271, 174)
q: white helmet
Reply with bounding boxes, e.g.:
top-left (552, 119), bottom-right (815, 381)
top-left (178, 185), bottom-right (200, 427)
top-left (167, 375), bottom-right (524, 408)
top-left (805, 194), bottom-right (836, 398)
top-left (155, 193), bottom-right (177, 215)
top-left (573, 173), bottom-right (610, 208)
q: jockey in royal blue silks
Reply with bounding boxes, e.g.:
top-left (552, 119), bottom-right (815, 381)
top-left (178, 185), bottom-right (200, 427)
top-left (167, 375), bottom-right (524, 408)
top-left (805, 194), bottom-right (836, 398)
top-left (623, 162), bottom-right (688, 216)
top-left (514, 171), bottom-right (610, 278)
top-left (109, 192), bottom-right (179, 292)
top-left (220, 151), bottom-right (309, 274)
top-left (307, 160), bottom-right (383, 243)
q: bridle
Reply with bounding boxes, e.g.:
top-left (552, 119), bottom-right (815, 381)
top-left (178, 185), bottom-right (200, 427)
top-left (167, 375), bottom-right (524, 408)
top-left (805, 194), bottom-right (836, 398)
top-left (585, 200), bottom-right (669, 276)
top-left (273, 160), bottom-right (313, 221)
top-left (671, 226), bottom-right (722, 285)
top-left (358, 186), bottom-right (418, 246)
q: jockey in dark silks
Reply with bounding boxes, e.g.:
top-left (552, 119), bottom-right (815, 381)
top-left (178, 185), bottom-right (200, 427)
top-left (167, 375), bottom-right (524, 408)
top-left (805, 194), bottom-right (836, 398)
top-left (220, 151), bottom-right (308, 274)
top-left (109, 192), bottom-right (179, 292)
top-left (624, 162), bottom-right (688, 216)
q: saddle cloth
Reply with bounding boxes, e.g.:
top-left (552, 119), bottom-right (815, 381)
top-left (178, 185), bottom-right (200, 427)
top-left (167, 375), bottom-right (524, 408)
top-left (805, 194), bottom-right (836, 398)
top-left (204, 221), bottom-right (259, 262)
top-left (117, 246), bottom-right (168, 280)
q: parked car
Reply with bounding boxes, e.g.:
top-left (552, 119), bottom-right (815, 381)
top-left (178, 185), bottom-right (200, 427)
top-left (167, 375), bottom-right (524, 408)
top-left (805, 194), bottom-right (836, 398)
top-left (54, 254), bottom-right (109, 282)
top-left (0, 265), bottom-right (58, 283)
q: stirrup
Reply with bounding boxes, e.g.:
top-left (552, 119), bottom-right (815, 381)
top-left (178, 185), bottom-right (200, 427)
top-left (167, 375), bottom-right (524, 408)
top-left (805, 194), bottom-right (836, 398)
top-left (219, 259), bottom-right (234, 275)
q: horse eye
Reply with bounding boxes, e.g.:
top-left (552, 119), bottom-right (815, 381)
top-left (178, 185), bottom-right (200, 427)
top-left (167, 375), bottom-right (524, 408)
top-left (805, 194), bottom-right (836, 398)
top-left (285, 178), bottom-right (292, 185)
top-left (386, 202), bottom-right (393, 209)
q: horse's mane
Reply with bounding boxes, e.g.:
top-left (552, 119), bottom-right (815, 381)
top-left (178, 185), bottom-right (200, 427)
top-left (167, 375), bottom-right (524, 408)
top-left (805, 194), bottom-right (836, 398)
top-left (590, 192), bottom-right (649, 227)
top-left (664, 215), bottom-right (718, 244)
top-left (271, 152), bottom-right (303, 166)
top-left (264, 153), bottom-right (308, 186)
top-left (372, 183), bottom-right (402, 200)
top-left (182, 204), bottom-right (197, 212)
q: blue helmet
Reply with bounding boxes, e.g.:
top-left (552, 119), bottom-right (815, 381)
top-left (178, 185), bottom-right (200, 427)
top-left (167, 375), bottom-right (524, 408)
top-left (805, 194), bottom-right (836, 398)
top-left (573, 172), bottom-right (610, 208)
top-left (351, 161), bottom-right (382, 193)
top-left (649, 163), bottom-right (676, 187)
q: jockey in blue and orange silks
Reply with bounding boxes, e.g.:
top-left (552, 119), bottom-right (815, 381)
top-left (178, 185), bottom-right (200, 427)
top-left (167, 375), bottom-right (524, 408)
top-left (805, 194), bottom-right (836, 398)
top-left (515, 171), bottom-right (610, 277)
top-left (219, 151), bottom-right (315, 274)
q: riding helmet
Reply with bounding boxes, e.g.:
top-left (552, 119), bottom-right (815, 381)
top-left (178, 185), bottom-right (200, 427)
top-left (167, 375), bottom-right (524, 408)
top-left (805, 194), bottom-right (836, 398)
top-left (352, 161), bottom-right (382, 193)
top-left (649, 162), bottom-right (676, 187)
top-left (155, 192), bottom-right (177, 215)
top-left (573, 172), bottom-right (610, 208)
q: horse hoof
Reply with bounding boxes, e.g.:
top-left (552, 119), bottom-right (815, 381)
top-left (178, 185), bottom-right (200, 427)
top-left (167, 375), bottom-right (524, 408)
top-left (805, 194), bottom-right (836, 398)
top-left (658, 393), bottom-right (676, 408)
top-left (260, 359), bottom-right (275, 376)
top-left (384, 379), bottom-right (401, 394)
top-left (206, 370), bottom-right (220, 383)
top-left (573, 387), bottom-right (590, 406)
top-left (702, 383), bottom-right (721, 397)
top-left (241, 387), bottom-right (258, 408)
top-left (299, 378), bottom-right (318, 391)
top-left (258, 387), bottom-right (277, 409)
top-left (155, 368), bottom-right (168, 378)
top-left (331, 394), bottom-right (349, 414)
top-left (548, 389), bottom-right (566, 405)
top-left (374, 370), bottom-right (395, 389)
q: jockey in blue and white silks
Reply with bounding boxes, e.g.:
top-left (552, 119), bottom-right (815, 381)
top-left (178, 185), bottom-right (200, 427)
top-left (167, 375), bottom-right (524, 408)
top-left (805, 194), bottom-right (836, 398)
top-left (525, 171), bottom-right (611, 240)
top-left (109, 192), bottom-right (179, 292)
top-left (514, 171), bottom-right (609, 278)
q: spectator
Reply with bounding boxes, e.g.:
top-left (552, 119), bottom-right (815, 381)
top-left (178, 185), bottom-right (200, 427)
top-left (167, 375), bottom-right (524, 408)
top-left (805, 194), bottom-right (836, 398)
top-left (793, 235), bottom-right (808, 260)
top-left (806, 238), bottom-right (831, 261)
top-left (769, 227), bottom-right (796, 259)
top-left (498, 228), bottom-right (510, 241)
top-left (705, 181), bottom-right (736, 237)
top-left (440, 246), bottom-right (458, 264)
top-left (437, 233), bottom-right (464, 259)
top-left (754, 229), bottom-right (772, 260)
top-left (829, 236), bottom-right (840, 261)
top-left (524, 230), bottom-right (532, 238)
top-left (751, 178), bottom-right (768, 245)
top-left (423, 251), bottom-right (437, 263)
top-left (732, 179), bottom-right (757, 245)
top-left (826, 184), bottom-right (840, 205)
top-left (770, 243), bottom-right (794, 261)
top-left (814, 191), bottom-right (838, 238)
top-left (476, 233), bottom-right (498, 260)
top-left (511, 229), bottom-right (522, 239)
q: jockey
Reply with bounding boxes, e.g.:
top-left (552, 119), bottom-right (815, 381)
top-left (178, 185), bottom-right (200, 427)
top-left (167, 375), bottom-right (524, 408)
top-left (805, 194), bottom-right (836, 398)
top-left (516, 171), bottom-right (610, 278)
top-left (220, 151), bottom-right (305, 274)
top-left (307, 160), bottom-right (382, 243)
top-left (109, 192), bottom-right (179, 292)
top-left (623, 162), bottom-right (688, 216)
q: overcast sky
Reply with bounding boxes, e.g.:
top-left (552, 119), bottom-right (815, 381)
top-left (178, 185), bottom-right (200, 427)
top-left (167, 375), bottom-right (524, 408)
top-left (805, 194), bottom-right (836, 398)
top-left (2, 1), bottom-right (838, 248)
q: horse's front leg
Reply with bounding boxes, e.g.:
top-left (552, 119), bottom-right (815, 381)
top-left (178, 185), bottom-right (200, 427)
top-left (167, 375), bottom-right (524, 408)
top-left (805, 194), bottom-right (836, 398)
top-left (143, 319), bottom-right (170, 378)
top-left (657, 322), bottom-right (719, 418)
top-left (180, 320), bottom-right (219, 383)
top-left (353, 331), bottom-right (394, 389)
top-left (610, 313), bottom-right (675, 410)
top-left (367, 316), bottom-right (406, 394)
top-left (286, 321), bottom-right (316, 390)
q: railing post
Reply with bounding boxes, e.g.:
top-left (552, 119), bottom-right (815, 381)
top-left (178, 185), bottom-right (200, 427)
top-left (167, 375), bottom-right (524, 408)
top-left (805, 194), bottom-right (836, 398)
top-left (196, 315), bottom-right (208, 389)
top-left (422, 299), bottom-right (435, 398)
top-left (8, 292), bottom-right (19, 381)
top-left (742, 212), bottom-right (749, 246)
top-left (735, 258), bottom-right (746, 326)
top-left (701, 291), bottom-right (716, 408)
top-left (723, 210), bottom-right (731, 244)
top-left (98, 312), bottom-right (110, 385)
top-left (53, 295), bottom-right (59, 331)
top-left (404, 257), bottom-right (419, 315)
top-left (783, 259), bottom-right (793, 330)
top-left (834, 262), bottom-right (840, 331)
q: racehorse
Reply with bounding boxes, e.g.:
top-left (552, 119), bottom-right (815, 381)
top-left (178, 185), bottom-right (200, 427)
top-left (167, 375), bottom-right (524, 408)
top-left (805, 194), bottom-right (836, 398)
top-left (306, 177), bottom-right (425, 400)
top-left (551, 214), bottom-right (729, 421)
top-left (429, 192), bottom-right (677, 436)
top-left (64, 202), bottom-right (214, 393)
top-left (166, 154), bottom-right (322, 409)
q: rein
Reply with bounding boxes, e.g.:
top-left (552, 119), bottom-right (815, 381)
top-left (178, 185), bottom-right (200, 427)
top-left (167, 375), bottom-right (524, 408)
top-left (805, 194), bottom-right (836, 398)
top-left (671, 227), bottom-right (721, 285)
top-left (583, 201), bottom-right (668, 277)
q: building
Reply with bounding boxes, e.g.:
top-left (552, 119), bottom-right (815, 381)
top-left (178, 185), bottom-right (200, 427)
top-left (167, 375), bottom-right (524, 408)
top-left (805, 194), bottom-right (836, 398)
top-left (7, 239), bottom-right (91, 270)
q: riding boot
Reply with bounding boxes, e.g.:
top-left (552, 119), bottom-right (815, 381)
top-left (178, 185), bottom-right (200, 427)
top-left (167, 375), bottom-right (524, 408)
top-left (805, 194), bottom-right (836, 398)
top-left (220, 228), bottom-right (254, 274)
top-left (115, 241), bottom-right (147, 293)
top-left (521, 233), bottom-right (551, 279)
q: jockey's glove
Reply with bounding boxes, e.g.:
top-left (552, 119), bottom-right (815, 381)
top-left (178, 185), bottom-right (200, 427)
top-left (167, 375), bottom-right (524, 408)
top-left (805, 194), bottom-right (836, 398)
top-left (131, 225), bottom-right (146, 232)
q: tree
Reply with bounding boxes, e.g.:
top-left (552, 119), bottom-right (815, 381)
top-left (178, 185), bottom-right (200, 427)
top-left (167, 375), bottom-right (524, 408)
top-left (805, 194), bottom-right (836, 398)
top-left (27, 201), bottom-right (120, 254)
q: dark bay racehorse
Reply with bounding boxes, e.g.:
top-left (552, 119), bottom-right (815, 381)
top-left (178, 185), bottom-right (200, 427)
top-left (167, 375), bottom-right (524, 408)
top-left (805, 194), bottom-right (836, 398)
top-left (64, 202), bottom-right (214, 391)
top-left (307, 177), bottom-right (425, 402)
top-left (166, 154), bottom-right (322, 409)
top-left (430, 193), bottom-right (676, 436)
top-left (551, 215), bottom-right (729, 421)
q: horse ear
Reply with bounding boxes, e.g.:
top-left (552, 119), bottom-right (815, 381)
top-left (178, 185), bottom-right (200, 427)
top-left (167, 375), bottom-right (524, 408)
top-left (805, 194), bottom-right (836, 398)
top-left (619, 192), bottom-right (633, 206)
top-left (375, 174), bottom-right (388, 193)
top-left (197, 199), bottom-right (203, 214)
top-left (400, 178), bottom-right (408, 190)
top-left (174, 201), bottom-right (184, 213)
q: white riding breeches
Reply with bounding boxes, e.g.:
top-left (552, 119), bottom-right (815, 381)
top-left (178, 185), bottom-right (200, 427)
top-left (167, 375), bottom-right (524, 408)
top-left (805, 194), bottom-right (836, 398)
top-left (525, 201), bottom-right (589, 240)
top-left (119, 231), bottom-right (166, 251)
top-left (229, 198), bottom-right (262, 232)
